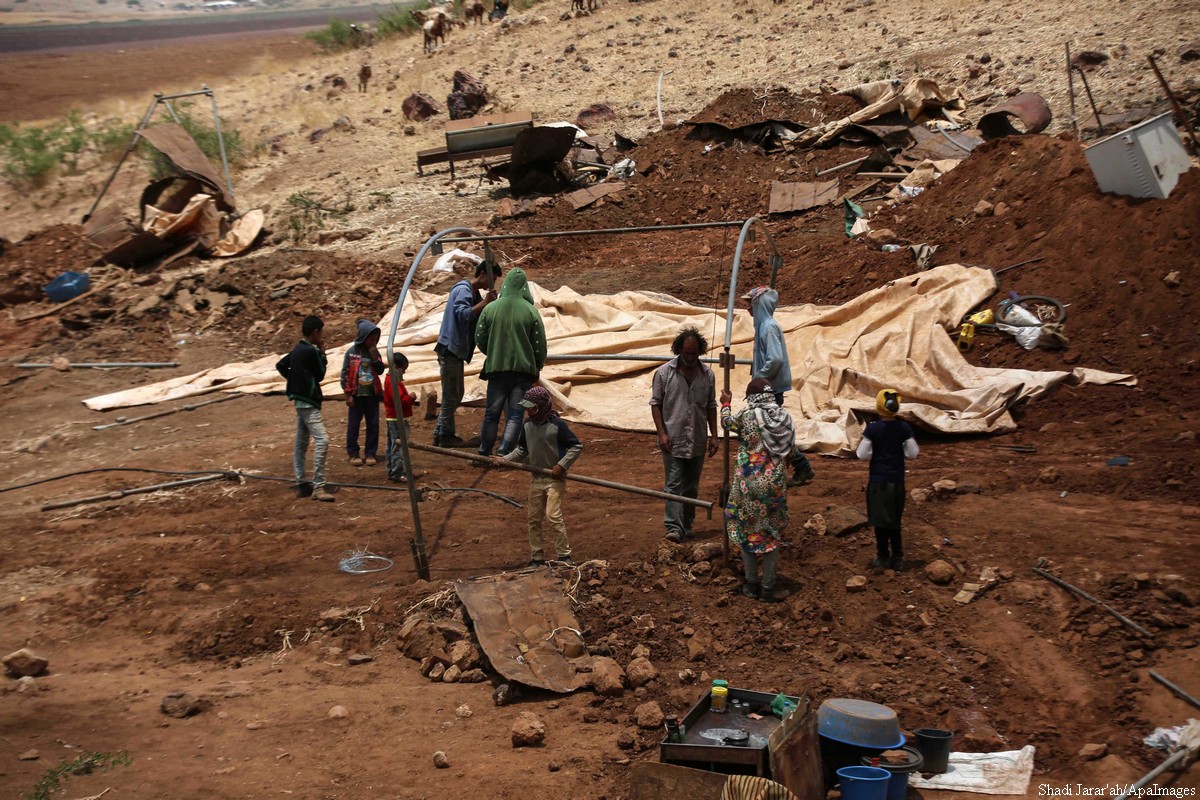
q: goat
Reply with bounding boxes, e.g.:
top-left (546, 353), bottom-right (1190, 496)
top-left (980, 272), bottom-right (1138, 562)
top-left (465, 0), bottom-right (485, 23)
top-left (422, 14), bottom-right (447, 53)
top-left (357, 63), bottom-right (371, 92)
top-left (571, 0), bottom-right (597, 13)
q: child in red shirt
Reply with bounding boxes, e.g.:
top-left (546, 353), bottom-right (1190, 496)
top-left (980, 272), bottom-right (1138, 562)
top-left (383, 352), bottom-right (416, 483)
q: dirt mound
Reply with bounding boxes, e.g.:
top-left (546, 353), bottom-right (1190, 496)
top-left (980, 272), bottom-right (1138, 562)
top-left (687, 86), bottom-right (862, 129)
top-left (872, 134), bottom-right (1200, 396)
top-left (0, 224), bottom-right (102, 307)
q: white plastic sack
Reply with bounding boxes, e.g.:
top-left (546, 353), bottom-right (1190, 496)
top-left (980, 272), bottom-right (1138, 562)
top-left (908, 745), bottom-right (1036, 795)
top-left (431, 248), bottom-right (483, 273)
top-left (996, 301), bottom-right (1042, 349)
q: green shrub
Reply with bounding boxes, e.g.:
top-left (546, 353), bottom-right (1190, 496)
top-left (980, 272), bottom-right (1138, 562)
top-left (28, 751), bottom-right (131, 800)
top-left (375, 4), bottom-right (419, 37)
top-left (302, 18), bottom-right (356, 52)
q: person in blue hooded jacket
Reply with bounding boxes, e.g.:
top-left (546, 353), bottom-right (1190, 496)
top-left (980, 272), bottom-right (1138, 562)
top-left (341, 319), bottom-right (386, 466)
top-left (744, 286), bottom-right (815, 487)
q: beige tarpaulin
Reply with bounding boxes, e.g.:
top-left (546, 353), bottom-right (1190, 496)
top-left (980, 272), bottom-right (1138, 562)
top-left (454, 571), bottom-right (591, 693)
top-left (83, 264), bottom-right (1133, 454)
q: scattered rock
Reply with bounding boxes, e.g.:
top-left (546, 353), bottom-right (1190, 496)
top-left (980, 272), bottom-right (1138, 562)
top-left (821, 505), bottom-right (869, 536)
top-left (447, 639), bottom-right (481, 670)
top-left (548, 760), bottom-right (562, 772)
top-left (687, 629), bottom-right (713, 662)
top-left (18, 749), bottom-right (39, 761)
top-left (635, 700), bottom-right (665, 729)
top-left (803, 513), bottom-right (827, 536)
top-left (974, 200), bottom-right (994, 216)
top-left (1180, 41), bottom-right (1200, 61)
top-left (678, 668), bottom-right (697, 684)
top-left (429, 662), bottom-right (446, 681)
top-left (433, 750), bottom-right (451, 768)
top-left (347, 653), bottom-right (374, 666)
top-left (931, 479), bottom-right (957, 497)
top-left (328, 705), bottom-right (350, 719)
top-left (910, 488), bottom-right (932, 503)
top-left (493, 683), bottom-right (516, 706)
top-left (617, 730), bottom-right (637, 750)
top-left (1163, 271), bottom-right (1181, 288)
top-left (459, 668), bottom-right (488, 683)
top-left (576, 102), bottom-right (615, 128)
top-left (630, 644), bottom-right (651, 659)
top-left (846, 575), bottom-right (868, 593)
top-left (1078, 742), bottom-right (1107, 760)
top-left (455, 703), bottom-right (473, 719)
top-left (591, 657), bottom-right (627, 696)
top-left (447, 69), bottom-right (489, 120)
top-left (161, 692), bottom-right (207, 718)
top-left (1071, 50), bottom-right (1109, 70)
top-left (512, 711), bottom-right (546, 747)
top-left (626, 656), bottom-right (659, 687)
top-left (402, 91), bottom-right (443, 121)
top-left (993, 201), bottom-right (1010, 217)
top-left (4, 648), bottom-right (48, 678)
top-left (442, 665), bottom-right (462, 683)
top-left (1038, 466), bottom-right (1060, 484)
top-left (397, 616), bottom-right (443, 660)
top-left (926, 560), bottom-right (957, 585)
top-left (691, 541), bottom-right (724, 562)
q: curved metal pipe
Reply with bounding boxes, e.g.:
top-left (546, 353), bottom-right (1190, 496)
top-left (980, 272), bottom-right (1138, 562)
top-left (719, 216), bottom-right (782, 564)
top-left (385, 226), bottom-right (489, 580)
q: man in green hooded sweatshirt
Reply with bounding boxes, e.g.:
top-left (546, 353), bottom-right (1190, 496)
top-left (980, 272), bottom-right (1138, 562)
top-left (475, 268), bottom-right (547, 457)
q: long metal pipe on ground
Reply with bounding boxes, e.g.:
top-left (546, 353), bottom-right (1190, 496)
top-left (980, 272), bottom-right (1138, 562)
top-left (544, 353), bottom-right (752, 366)
top-left (1032, 564), bottom-right (1154, 638)
top-left (93, 394), bottom-right (241, 431)
top-left (439, 220), bottom-right (746, 244)
top-left (410, 441), bottom-right (714, 515)
top-left (1113, 748), bottom-right (1191, 800)
top-left (41, 474), bottom-right (230, 512)
top-left (1149, 670), bottom-right (1200, 711)
top-left (19, 362), bottom-right (181, 369)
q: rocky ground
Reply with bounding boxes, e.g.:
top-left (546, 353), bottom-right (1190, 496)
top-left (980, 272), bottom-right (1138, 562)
top-left (1, 0), bottom-right (1199, 798)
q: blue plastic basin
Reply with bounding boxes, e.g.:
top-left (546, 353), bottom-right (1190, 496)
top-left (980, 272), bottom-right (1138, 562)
top-left (838, 765), bottom-right (891, 800)
top-left (817, 698), bottom-right (905, 749)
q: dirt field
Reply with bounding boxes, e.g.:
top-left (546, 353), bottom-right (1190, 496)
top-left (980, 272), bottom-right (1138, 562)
top-left (1, 1), bottom-right (1199, 798)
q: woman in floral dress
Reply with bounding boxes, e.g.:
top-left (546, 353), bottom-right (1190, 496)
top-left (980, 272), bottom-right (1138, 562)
top-left (720, 377), bottom-right (796, 603)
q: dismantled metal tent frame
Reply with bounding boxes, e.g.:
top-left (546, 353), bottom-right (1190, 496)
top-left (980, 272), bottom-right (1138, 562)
top-left (384, 219), bottom-right (783, 579)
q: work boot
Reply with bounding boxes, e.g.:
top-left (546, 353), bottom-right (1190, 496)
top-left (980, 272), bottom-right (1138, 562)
top-left (349, 456), bottom-right (364, 466)
top-left (869, 554), bottom-right (888, 569)
top-left (527, 558), bottom-right (546, 568)
top-left (439, 434), bottom-right (470, 448)
top-left (889, 555), bottom-right (904, 572)
top-left (296, 481), bottom-right (314, 498)
top-left (788, 465), bottom-right (815, 488)
top-left (664, 530), bottom-right (684, 544)
top-left (364, 456), bottom-right (378, 466)
top-left (311, 487), bottom-right (335, 503)
top-left (741, 581), bottom-right (761, 600)
top-left (759, 585), bottom-right (790, 603)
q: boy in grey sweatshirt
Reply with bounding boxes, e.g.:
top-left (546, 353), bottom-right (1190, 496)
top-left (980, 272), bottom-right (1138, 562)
top-left (496, 386), bottom-right (583, 567)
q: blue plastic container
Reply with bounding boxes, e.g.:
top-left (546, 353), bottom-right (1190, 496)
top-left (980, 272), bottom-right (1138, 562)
top-left (43, 271), bottom-right (90, 303)
top-left (817, 698), bottom-right (905, 748)
top-left (837, 766), bottom-right (891, 800)
top-left (862, 746), bottom-right (924, 800)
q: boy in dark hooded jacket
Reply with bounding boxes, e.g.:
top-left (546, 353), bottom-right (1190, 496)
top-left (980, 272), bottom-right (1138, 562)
top-left (275, 315), bottom-right (335, 502)
top-left (341, 319), bottom-right (386, 466)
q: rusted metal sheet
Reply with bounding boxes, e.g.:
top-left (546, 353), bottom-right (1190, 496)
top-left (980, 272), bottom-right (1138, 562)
top-left (630, 762), bottom-right (726, 800)
top-left (768, 180), bottom-right (839, 214)
top-left (454, 571), bottom-right (591, 693)
top-left (136, 123), bottom-right (228, 205)
top-left (978, 93), bottom-right (1053, 140)
top-left (769, 697), bottom-right (824, 800)
top-left (894, 125), bottom-right (982, 167)
top-left (566, 181), bottom-right (626, 210)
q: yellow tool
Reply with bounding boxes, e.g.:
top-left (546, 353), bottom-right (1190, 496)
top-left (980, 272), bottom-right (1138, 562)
top-left (967, 309), bottom-right (995, 325)
top-left (957, 322), bottom-right (976, 352)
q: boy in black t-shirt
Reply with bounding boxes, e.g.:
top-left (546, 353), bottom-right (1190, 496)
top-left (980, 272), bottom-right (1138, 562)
top-left (856, 389), bottom-right (919, 570)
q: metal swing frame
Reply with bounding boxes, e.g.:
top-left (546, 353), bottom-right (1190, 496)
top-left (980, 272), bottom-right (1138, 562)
top-left (384, 218), bottom-right (783, 579)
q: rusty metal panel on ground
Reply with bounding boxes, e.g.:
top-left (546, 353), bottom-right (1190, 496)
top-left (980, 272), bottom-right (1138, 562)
top-left (978, 92), bottom-right (1052, 140)
top-left (136, 123), bottom-right (228, 203)
top-left (566, 181), bottom-right (626, 210)
top-left (768, 697), bottom-right (823, 800)
top-left (454, 570), bottom-right (590, 693)
top-left (895, 125), bottom-right (982, 168)
top-left (768, 180), bottom-right (839, 214)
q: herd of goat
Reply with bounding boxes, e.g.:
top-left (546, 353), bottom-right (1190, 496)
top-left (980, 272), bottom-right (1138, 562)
top-left (410, 0), bottom-right (596, 53)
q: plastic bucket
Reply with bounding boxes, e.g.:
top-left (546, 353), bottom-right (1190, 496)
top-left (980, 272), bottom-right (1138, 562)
top-left (914, 728), bottom-right (952, 774)
top-left (837, 766), bottom-right (891, 800)
top-left (43, 271), bottom-right (90, 303)
top-left (862, 746), bottom-right (924, 800)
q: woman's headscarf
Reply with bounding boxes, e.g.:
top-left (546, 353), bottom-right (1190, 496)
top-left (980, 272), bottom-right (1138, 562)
top-left (519, 385), bottom-right (559, 424)
top-left (744, 378), bottom-right (794, 461)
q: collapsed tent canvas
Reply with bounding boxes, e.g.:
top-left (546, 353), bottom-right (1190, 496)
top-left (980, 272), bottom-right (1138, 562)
top-left (454, 570), bottom-right (591, 693)
top-left (83, 265), bottom-right (1133, 454)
